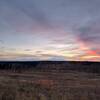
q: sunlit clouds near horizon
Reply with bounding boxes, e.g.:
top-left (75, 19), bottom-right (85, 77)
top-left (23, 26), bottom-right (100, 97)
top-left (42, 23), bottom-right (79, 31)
top-left (0, 0), bottom-right (100, 61)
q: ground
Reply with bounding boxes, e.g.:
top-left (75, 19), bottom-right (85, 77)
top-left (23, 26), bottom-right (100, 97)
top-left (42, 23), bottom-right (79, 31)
top-left (0, 69), bottom-right (100, 100)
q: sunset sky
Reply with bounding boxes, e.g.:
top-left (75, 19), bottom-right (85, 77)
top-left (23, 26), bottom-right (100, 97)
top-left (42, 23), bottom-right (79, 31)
top-left (0, 0), bottom-right (100, 61)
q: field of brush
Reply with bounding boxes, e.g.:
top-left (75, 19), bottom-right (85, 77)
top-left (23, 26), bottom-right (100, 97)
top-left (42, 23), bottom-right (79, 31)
top-left (0, 69), bottom-right (100, 100)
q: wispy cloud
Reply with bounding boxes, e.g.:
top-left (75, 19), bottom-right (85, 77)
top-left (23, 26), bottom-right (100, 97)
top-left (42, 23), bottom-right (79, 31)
top-left (0, 0), bottom-right (100, 61)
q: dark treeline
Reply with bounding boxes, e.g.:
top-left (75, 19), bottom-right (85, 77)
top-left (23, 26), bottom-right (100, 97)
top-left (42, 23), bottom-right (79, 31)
top-left (0, 61), bottom-right (100, 74)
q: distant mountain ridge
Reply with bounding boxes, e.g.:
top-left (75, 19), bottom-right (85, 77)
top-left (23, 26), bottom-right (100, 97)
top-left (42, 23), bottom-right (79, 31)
top-left (0, 61), bottom-right (100, 74)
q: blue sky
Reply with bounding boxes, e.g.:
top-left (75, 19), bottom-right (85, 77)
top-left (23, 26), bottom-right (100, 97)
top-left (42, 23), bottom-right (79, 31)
top-left (0, 0), bottom-right (100, 61)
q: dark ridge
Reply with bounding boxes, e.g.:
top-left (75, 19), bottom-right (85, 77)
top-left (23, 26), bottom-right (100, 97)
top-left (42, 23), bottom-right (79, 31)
top-left (0, 61), bottom-right (100, 74)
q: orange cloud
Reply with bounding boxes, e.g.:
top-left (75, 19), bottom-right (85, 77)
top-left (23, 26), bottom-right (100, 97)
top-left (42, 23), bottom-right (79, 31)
top-left (87, 50), bottom-right (97, 55)
top-left (76, 38), bottom-right (100, 61)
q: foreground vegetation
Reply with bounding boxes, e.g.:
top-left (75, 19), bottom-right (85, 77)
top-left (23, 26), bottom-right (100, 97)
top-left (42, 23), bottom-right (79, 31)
top-left (0, 70), bottom-right (100, 100)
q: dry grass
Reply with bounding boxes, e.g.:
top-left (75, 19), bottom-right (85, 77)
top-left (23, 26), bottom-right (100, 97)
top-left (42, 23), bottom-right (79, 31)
top-left (0, 70), bottom-right (100, 100)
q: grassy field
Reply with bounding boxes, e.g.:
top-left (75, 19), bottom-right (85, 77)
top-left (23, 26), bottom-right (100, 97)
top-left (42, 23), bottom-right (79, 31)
top-left (0, 70), bottom-right (100, 100)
